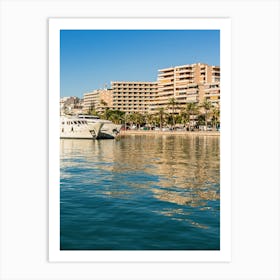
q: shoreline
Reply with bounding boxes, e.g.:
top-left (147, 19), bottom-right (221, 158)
top-left (119, 130), bottom-right (220, 136)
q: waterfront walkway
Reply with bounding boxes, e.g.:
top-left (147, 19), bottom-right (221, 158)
top-left (120, 130), bottom-right (220, 136)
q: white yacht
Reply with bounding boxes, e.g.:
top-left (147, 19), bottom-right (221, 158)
top-left (60, 115), bottom-right (121, 140)
top-left (77, 115), bottom-right (122, 139)
top-left (60, 115), bottom-right (103, 139)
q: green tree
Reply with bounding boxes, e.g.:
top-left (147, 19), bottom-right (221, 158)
top-left (144, 113), bottom-right (154, 130)
top-left (201, 100), bottom-right (213, 128)
top-left (211, 106), bottom-right (220, 130)
top-left (108, 110), bottom-right (125, 124)
top-left (156, 107), bottom-right (165, 130)
top-left (126, 113), bottom-right (134, 128)
top-left (167, 98), bottom-right (178, 129)
top-left (182, 102), bottom-right (198, 131)
top-left (128, 112), bottom-right (144, 129)
top-left (100, 99), bottom-right (110, 119)
top-left (197, 114), bottom-right (205, 126)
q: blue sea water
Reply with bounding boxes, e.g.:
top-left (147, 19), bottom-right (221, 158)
top-left (60, 134), bottom-right (220, 250)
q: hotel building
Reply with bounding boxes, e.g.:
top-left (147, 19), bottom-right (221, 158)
top-left (83, 89), bottom-right (113, 114)
top-left (110, 81), bottom-right (157, 114)
top-left (149, 63), bottom-right (220, 113)
top-left (81, 63), bottom-right (220, 115)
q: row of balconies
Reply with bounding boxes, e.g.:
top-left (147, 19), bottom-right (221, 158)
top-left (114, 95), bottom-right (154, 98)
top-left (175, 67), bottom-right (193, 71)
top-left (162, 89), bottom-right (174, 93)
top-left (204, 92), bottom-right (220, 97)
top-left (115, 93), bottom-right (154, 96)
top-left (158, 81), bottom-right (173, 84)
top-left (175, 83), bottom-right (198, 88)
top-left (158, 83), bottom-right (173, 87)
top-left (176, 74), bottom-right (194, 79)
top-left (178, 91), bottom-right (198, 96)
top-left (112, 83), bottom-right (156, 87)
top-left (158, 90), bottom-right (174, 94)
top-left (113, 84), bottom-right (157, 87)
top-left (113, 101), bottom-right (153, 104)
top-left (113, 92), bottom-right (156, 98)
top-left (204, 89), bottom-right (220, 94)
top-left (177, 71), bottom-right (194, 75)
top-left (175, 87), bottom-right (198, 92)
top-left (113, 89), bottom-right (157, 92)
top-left (157, 93), bottom-right (174, 99)
top-left (158, 73), bottom-right (174, 78)
top-left (113, 104), bottom-right (148, 107)
top-left (113, 98), bottom-right (152, 102)
top-left (113, 96), bottom-right (156, 100)
top-left (177, 77), bottom-right (194, 81)
top-left (205, 84), bottom-right (219, 89)
top-left (113, 107), bottom-right (148, 111)
top-left (175, 85), bottom-right (198, 91)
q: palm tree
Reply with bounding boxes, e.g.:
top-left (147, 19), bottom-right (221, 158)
top-left (168, 98), bottom-right (178, 129)
top-left (180, 109), bottom-right (189, 130)
top-left (211, 106), bottom-right (220, 130)
top-left (135, 112), bottom-right (144, 129)
top-left (100, 99), bottom-right (109, 119)
top-left (182, 102), bottom-right (198, 131)
top-left (156, 107), bottom-right (165, 131)
top-left (201, 100), bottom-right (213, 128)
top-left (109, 110), bottom-right (125, 124)
top-left (128, 112), bottom-right (144, 129)
top-left (109, 113), bottom-right (121, 124)
top-left (144, 113), bottom-right (154, 130)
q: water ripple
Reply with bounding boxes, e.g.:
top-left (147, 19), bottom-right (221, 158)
top-left (60, 135), bottom-right (220, 250)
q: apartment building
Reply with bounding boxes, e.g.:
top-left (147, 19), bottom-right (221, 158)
top-left (83, 89), bottom-right (113, 114)
top-left (202, 82), bottom-right (220, 106)
top-left (81, 63), bottom-right (219, 115)
top-left (149, 63), bottom-right (220, 113)
top-left (111, 81), bottom-right (157, 114)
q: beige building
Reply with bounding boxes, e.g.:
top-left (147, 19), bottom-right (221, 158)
top-left (202, 82), bottom-right (220, 106)
top-left (83, 89), bottom-right (113, 114)
top-left (111, 81), bottom-right (157, 114)
top-left (149, 63), bottom-right (220, 113)
top-left (82, 63), bottom-right (219, 115)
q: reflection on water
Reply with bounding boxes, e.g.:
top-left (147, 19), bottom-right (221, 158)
top-left (60, 135), bottom-right (220, 250)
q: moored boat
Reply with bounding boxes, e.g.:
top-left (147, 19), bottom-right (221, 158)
top-left (77, 115), bottom-right (122, 139)
top-left (60, 115), bottom-right (121, 140)
top-left (60, 115), bottom-right (103, 139)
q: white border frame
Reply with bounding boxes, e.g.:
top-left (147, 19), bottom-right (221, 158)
top-left (49, 18), bottom-right (231, 262)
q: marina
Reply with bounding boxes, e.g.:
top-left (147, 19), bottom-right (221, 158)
top-left (58, 28), bottom-right (222, 253)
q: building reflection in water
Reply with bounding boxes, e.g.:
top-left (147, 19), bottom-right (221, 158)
top-left (60, 134), bottom-right (220, 228)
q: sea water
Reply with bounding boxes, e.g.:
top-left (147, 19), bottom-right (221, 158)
top-left (60, 134), bottom-right (220, 250)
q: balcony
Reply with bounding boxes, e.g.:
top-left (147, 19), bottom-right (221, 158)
top-left (158, 73), bottom-right (174, 78)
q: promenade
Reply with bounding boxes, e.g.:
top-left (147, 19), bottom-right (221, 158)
top-left (119, 130), bottom-right (220, 136)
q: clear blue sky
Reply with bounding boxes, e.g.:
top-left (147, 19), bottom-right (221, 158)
top-left (60, 30), bottom-right (220, 98)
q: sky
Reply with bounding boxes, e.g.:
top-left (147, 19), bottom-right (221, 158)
top-left (60, 30), bottom-right (220, 98)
